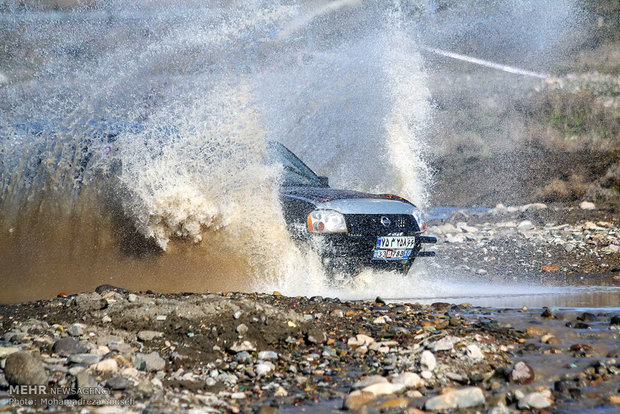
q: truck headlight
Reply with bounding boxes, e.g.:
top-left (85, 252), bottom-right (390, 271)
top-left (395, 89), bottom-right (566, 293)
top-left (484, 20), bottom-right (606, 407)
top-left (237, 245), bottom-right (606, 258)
top-left (413, 210), bottom-right (427, 232)
top-left (307, 210), bottom-right (347, 233)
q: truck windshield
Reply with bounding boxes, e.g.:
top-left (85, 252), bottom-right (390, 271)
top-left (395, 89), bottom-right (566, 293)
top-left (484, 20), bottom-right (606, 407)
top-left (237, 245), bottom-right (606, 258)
top-left (267, 142), bottom-right (324, 187)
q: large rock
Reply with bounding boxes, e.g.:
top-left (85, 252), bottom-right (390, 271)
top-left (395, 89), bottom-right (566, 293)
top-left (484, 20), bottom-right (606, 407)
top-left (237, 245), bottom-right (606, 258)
top-left (518, 391), bottom-right (553, 409)
top-left (52, 337), bottom-right (88, 356)
top-left (4, 352), bottom-right (48, 385)
top-left (344, 390), bottom-right (376, 410)
top-left (425, 387), bottom-right (485, 411)
top-left (135, 352), bottom-right (166, 372)
top-left (361, 382), bottom-right (406, 397)
top-left (352, 375), bottom-right (387, 390)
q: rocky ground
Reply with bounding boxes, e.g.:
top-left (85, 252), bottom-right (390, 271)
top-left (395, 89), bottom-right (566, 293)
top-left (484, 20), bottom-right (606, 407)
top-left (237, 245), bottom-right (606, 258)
top-left (0, 282), bottom-right (619, 413)
top-left (427, 201), bottom-right (620, 283)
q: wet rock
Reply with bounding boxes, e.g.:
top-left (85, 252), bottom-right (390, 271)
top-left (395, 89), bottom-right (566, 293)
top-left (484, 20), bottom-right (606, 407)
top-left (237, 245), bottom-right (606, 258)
top-left (257, 408), bottom-right (280, 414)
top-left (344, 390), bottom-right (376, 410)
top-left (392, 372), bottom-right (424, 389)
top-left (509, 362), bottom-right (535, 385)
top-left (137, 330), bottom-right (163, 341)
top-left (68, 353), bottom-right (100, 365)
top-left (105, 376), bottom-right (129, 390)
top-left (577, 312), bottom-right (596, 322)
top-left (425, 387), bottom-right (485, 411)
top-left (306, 328), bottom-right (327, 344)
top-left (378, 397), bottom-right (410, 409)
top-left (135, 352), bottom-right (166, 372)
top-left (518, 390), bottom-right (553, 409)
top-left (540, 308), bottom-right (555, 319)
top-left (525, 326), bottom-right (545, 337)
top-left (573, 322), bottom-right (590, 329)
top-left (352, 375), bottom-right (388, 390)
top-left (609, 315), bottom-right (620, 326)
top-left (4, 352), bottom-right (47, 385)
top-left (258, 351), bottom-right (278, 361)
top-left (420, 350), bottom-right (437, 371)
top-left (52, 337), bottom-right (88, 356)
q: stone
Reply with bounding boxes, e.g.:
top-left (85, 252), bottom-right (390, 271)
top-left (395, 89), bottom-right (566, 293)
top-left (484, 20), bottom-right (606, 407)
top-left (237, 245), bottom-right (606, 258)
top-left (306, 328), bottom-right (327, 344)
top-left (420, 350), bottom-right (437, 371)
top-left (121, 367), bottom-right (139, 379)
top-left (344, 390), bottom-right (376, 410)
top-left (0, 346), bottom-right (20, 358)
top-left (610, 315), bottom-right (620, 326)
top-left (457, 222), bottom-right (479, 233)
top-left (52, 337), bottom-right (88, 356)
top-left (135, 352), bottom-right (166, 372)
top-left (105, 376), bottom-right (129, 390)
top-left (433, 336), bottom-right (457, 351)
top-left (579, 201), bottom-right (595, 210)
top-left (509, 362), bottom-right (535, 385)
top-left (392, 372), bottom-right (424, 389)
top-left (236, 323), bottom-right (249, 335)
top-left (3, 352), bottom-right (47, 385)
top-left (136, 380), bottom-right (154, 395)
top-left (102, 315), bottom-right (112, 323)
top-left (518, 391), bottom-right (553, 409)
top-left (257, 408), bottom-right (281, 414)
top-left (274, 386), bottom-right (288, 397)
top-left (258, 351), bottom-right (278, 361)
top-left (229, 340), bottom-right (256, 353)
top-left (137, 330), bottom-right (163, 341)
top-left (348, 334), bottom-right (375, 348)
top-left (95, 358), bottom-right (118, 374)
top-left (67, 323), bottom-right (86, 337)
top-left (352, 375), bottom-right (388, 390)
top-left (231, 392), bottom-right (246, 399)
top-left (526, 326), bottom-right (545, 337)
top-left (68, 353), bottom-right (101, 365)
top-left (235, 352), bottom-right (252, 363)
top-left (466, 344), bottom-right (484, 360)
top-left (425, 387), bottom-right (485, 411)
top-left (76, 371), bottom-right (99, 399)
top-left (255, 362), bottom-right (275, 377)
top-left (362, 382), bottom-right (406, 397)
top-left (107, 341), bottom-right (132, 353)
top-left (517, 220), bottom-right (535, 231)
top-left (378, 397), bottom-right (410, 409)
top-left (127, 293), bottom-right (137, 303)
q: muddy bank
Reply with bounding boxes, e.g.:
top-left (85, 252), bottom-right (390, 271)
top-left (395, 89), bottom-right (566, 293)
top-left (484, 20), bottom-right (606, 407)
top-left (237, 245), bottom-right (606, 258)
top-left (0, 287), bottom-right (619, 413)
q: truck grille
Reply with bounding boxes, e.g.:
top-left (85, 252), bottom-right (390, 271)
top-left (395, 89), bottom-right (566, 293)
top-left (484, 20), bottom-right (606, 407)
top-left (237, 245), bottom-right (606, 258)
top-left (345, 214), bottom-right (418, 236)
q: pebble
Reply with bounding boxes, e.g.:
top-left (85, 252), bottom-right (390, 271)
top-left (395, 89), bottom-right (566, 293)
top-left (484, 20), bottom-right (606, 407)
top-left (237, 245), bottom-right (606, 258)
top-left (420, 350), bottom-right (437, 371)
top-left (466, 344), bottom-right (484, 360)
top-left (95, 358), bottom-right (119, 374)
top-left (258, 351), bottom-right (278, 361)
top-left (255, 362), bottom-right (275, 377)
top-left (344, 390), bottom-right (376, 410)
top-left (421, 371), bottom-right (433, 380)
top-left (579, 201), bottom-right (596, 210)
top-left (517, 220), bottom-right (535, 231)
top-left (137, 330), bottom-right (163, 341)
top-left (306, 328), bottom-right (327, 344)
top-left (3, 352), bottom-right (47, 385)
top-left (392, 372), bottom-right (424, 389)
top-left (127, 293), bottom-right (137, 303)
top-left (352, 375), bottom-right (388, 390)
top-left (425, 387), bottom-right (485, 410)
top-left (230, 340), bottom-right (256, 353)
top-left (67, 323), bottom-right (85, 337)
top-left (518, 390), bottom-right (553, 409)
top-left (509, 361), bottom-right (535, 385)
top-left (361, 382), bottom-right (406, 397)
top-left (236, 323), bottom-right (249, 335)
top-left (105, 376), bottom-right (129, 390)
top-left (432, 336), bottom-right (457, 351)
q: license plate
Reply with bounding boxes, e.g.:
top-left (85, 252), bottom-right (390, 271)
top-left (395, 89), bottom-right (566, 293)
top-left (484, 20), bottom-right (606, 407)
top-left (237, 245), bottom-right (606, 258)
top-left (375, 236), bottom-right (417, 249)
top-left (372, 248), bottom-right (412, 261)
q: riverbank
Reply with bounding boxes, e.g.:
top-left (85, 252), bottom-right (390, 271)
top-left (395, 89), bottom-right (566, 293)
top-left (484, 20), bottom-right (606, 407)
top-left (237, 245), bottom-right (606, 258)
top-left (1, 286), bottom-right (619, 413)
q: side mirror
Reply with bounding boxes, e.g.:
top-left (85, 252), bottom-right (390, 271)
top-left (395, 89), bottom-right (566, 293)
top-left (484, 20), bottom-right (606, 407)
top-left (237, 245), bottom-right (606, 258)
top-left (318, 176), bottom-right (329, 187)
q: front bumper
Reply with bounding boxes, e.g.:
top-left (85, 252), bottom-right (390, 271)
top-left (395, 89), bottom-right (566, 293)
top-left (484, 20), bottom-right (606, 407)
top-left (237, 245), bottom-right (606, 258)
top-left (310, 233), bottom-right (437, 262)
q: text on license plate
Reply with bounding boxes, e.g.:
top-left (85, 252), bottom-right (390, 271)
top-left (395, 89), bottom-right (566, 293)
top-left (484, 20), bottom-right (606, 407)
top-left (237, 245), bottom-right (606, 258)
top-left (375, 236), bottom-right (417, 249)
top-left (372, 249), bottom-right (412, 260)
